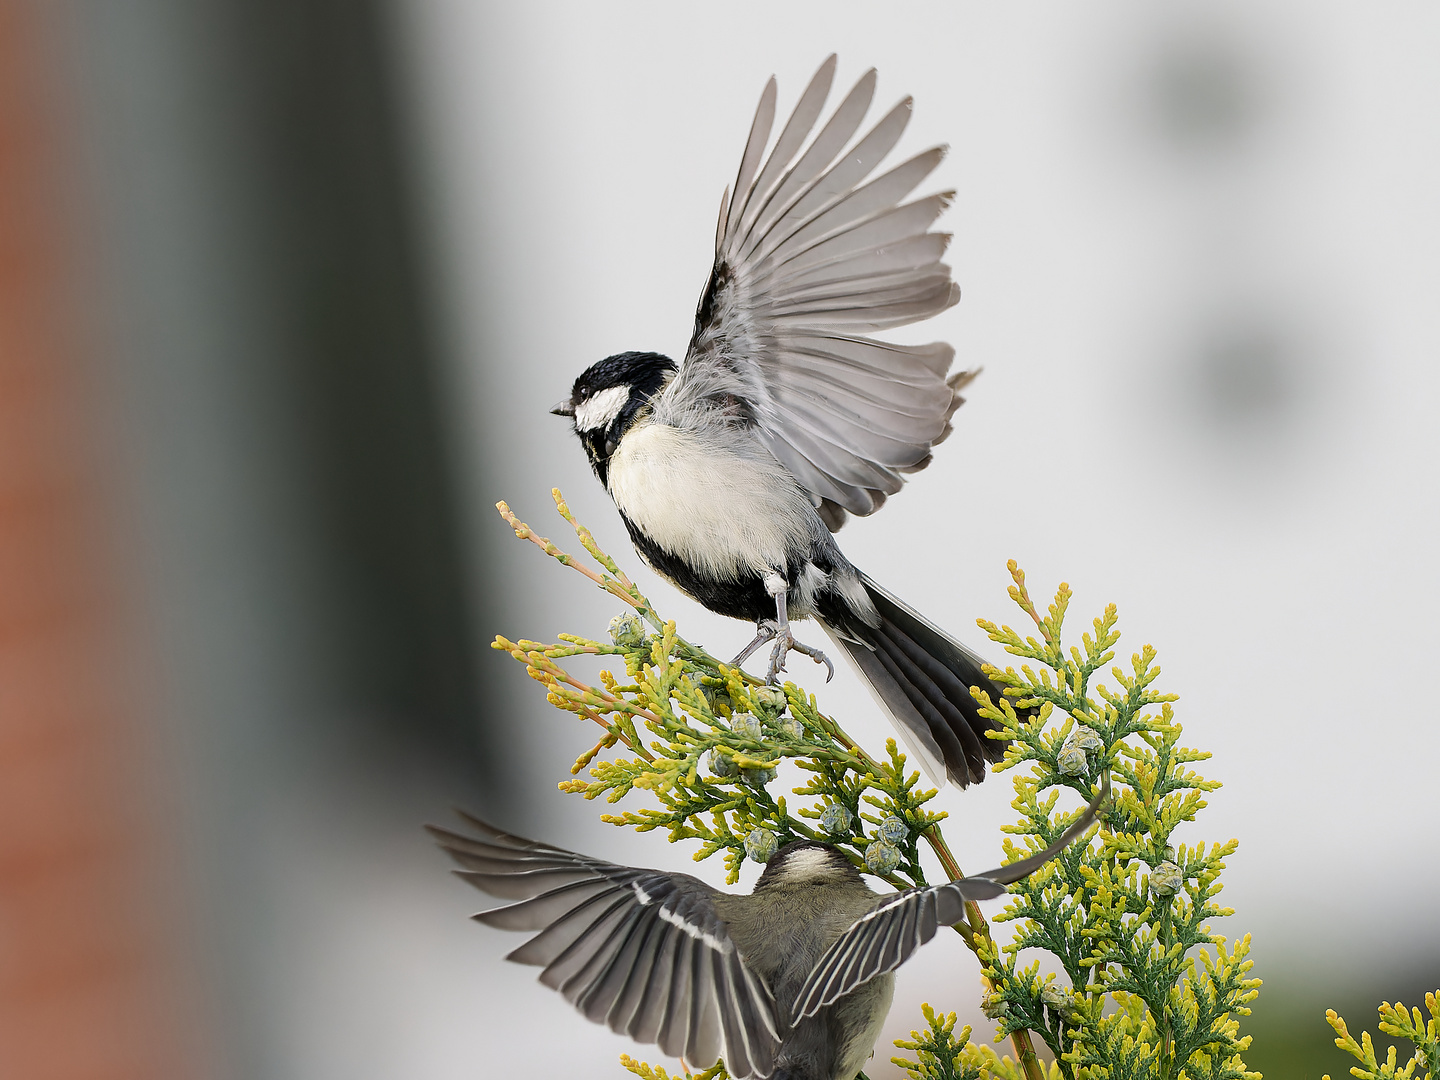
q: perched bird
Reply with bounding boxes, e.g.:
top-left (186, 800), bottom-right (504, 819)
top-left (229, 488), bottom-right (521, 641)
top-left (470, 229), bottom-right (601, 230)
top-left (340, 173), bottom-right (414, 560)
top-left (430, 790), bottom-right (1101, 1080)
top-left (553, 56), bottom-right (1006, 787)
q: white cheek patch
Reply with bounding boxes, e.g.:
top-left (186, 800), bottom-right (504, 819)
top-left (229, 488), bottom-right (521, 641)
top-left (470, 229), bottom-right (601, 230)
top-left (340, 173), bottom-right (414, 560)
top-left (574, 384), bottom-right (630, 432)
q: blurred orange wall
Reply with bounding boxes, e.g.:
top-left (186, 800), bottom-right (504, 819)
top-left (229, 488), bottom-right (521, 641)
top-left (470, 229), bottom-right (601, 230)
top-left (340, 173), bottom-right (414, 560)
top-left (0, 5), bottom-right (200, 1078)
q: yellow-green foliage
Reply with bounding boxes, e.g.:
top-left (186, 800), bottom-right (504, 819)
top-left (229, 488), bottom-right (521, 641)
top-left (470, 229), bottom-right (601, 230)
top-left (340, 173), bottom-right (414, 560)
top-left (968, 563), bottom-right (1262, 1079)
top-left (620, 1054), bottom-right (730, 1080)
top-left (495, 491), bottom-right (955, 889)
top-left (1323, 993), bottom-right (1439, 1080)
top-left (494, 494), bottom-right (1258, 1080)
top-left (893, 1004), bottom-right (1066, 1080)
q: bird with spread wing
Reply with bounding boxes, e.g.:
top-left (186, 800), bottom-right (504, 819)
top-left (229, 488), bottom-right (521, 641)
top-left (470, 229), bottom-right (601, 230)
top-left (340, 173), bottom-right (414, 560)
top-left (554, 56), bottom-right (1007, 788)
top-left (430, 784), bottom-right (1102, 1080)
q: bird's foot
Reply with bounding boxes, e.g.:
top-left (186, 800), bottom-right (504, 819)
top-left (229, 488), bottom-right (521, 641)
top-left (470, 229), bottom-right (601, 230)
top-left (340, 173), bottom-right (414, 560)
top-left (765, 628), bottom-right (834, 684)
top-left (730, 620), bottom-right (779, 668)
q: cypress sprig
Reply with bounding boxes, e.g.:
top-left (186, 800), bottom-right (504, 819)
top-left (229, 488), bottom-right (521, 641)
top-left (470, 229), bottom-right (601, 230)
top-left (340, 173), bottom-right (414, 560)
top-left (494, 495), bottom-right (1258, 1080)
top-left (496, 492), bottom-right (959, 891)
top-left (620, 1054), bottom-right (730, 1080)
top-left (971, 561), bottom-right (1259, 1078)
top-left (891, 1004), bottom-right (986, 1080)
top-left (1323, 992), bottom-right (1439, 1080)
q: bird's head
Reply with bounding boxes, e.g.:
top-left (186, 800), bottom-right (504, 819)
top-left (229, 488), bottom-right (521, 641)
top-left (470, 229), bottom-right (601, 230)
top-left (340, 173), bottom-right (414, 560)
top-left (754, 841), bottom-right (864, 891)
top-left (552, 351), bottom-right (677, 483)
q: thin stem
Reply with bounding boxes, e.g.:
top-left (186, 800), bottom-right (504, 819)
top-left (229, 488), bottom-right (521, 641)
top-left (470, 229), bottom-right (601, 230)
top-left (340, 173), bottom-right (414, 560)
top-left (500, 498), bottom-right (744, 679)
top-left (1090, 766), bottom-right (1114, 1007)
top-left (926, 825), bottom-right (1047, 1080)
top-left (497, 499), bottom-right (645, 612)
top-left (925, 824), bottom-right (965, 879)
top-left (922, 827), bottom-right (992, 950)
top-left (1159, 897), bottom-right (1174, 1076)
top-left (552, 488), bottom-right (665, 631)
top-left (1010, 1029), bottom-right (1047, 1080)
top-left (574, 703), bottom-right (654, 763)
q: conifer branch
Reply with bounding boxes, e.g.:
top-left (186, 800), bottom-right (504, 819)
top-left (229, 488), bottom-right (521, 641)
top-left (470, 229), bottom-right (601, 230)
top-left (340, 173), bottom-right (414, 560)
top-left (493, 495), bottom-right (1260, 1080)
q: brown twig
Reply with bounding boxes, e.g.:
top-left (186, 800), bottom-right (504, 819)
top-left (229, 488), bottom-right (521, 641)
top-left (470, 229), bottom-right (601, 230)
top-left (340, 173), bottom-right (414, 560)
top-left (1007, 559), bottom-right (1045, 633)
top-left (925, 824), bottom-right (1048, 1080)
top-left (496, 499), bottom-right (641, 611)
top-left (1008, 1029), bottom-right (1047, 1080)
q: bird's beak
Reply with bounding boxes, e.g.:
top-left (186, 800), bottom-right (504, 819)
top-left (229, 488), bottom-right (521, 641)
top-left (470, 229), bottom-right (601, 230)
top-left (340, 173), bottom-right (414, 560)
top-left (550, 399), bottom-right (575, 417)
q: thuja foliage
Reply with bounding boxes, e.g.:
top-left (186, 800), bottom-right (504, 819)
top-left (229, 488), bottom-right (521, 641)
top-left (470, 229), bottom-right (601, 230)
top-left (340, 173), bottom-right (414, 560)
top-left (619, 1056), bottom-right (730, 1080)
top-left (1323, 993), bottom-right (1439, 1080)
top-left (494, 490), bottom-right (1258, 1080)
top-left (494, 492), bottom-right (952, 892)
top-left (891, 1004), bottom-right (1028, 1080)
top-left (964, 566), bottom-right (1261, 1079)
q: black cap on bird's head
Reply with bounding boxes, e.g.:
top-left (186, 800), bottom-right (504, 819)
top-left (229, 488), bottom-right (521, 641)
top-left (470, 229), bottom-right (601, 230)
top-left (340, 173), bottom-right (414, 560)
top-left (552, 351), bottom-right (676, 483)
top-left (755, 841), bottom-right (864, 890)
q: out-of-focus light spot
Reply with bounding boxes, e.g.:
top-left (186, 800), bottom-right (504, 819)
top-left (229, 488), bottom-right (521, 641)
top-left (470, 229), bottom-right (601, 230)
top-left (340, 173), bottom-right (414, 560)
top-left (1148, 32), bottom-right (1264, 156)
top-left (1190, 314), bottom-right (1296, 427)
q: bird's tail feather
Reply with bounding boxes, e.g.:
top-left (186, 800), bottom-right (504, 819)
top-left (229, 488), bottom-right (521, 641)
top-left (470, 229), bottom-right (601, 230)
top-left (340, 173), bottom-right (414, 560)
top-left (819, 575), bottom-right (1008, 787)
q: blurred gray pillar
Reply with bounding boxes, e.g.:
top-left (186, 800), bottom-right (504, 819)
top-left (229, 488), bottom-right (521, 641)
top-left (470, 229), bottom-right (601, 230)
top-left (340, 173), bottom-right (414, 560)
top-left (60, 1), bottom-right (504, 1075)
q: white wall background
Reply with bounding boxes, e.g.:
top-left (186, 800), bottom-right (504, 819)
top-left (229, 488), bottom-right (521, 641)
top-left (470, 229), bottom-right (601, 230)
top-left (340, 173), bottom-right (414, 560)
top-left (384, 2), bottom-right (1440, 1075)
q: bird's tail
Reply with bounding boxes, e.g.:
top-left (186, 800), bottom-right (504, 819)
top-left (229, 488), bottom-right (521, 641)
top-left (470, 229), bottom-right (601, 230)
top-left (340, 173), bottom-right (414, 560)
top-left (818, 575), bottom-right (1008, 787)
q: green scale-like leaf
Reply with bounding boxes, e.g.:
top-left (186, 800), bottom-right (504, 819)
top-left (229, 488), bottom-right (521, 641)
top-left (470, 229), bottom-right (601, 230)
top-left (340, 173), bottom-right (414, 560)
top-left (493, 497), bottom-right (1261, 1080)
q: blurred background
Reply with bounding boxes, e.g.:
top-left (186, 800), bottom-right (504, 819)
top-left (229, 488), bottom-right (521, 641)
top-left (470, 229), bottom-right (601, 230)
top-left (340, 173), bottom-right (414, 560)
top-left (2, 1), bottom-right (1436, 1077)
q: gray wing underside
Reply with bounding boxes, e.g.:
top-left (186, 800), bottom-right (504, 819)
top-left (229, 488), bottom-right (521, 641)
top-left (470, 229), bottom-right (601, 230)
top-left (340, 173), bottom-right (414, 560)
top-left (430, 813), bottom-right (780, 1078)
top-left (659, 55), bottom-right (972, 531)
top-left (791, 785), bottom-right (1108, 1020)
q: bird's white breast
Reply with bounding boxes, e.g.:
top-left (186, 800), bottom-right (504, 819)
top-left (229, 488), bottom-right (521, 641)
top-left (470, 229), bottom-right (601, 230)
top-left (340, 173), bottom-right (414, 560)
top-left (607, 422), bottom-right (812, 580)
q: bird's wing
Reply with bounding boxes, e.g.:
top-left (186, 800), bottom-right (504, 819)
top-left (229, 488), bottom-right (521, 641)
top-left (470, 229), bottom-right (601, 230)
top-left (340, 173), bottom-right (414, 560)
top-left (430, 812), bottom-right (781, 1079)
top-left (790, 784), bottom-right (1107, 1020)
top-left (658, 55), bottom-right (968, 531)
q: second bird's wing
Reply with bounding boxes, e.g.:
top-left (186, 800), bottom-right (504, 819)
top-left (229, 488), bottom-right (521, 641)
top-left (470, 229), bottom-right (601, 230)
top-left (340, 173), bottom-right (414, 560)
top-left (430, 813), bottom-right (781, 1078)
top-left (432, 817), bottom-right (783, 1077)
top-left (658, 55), bottom-right (968, 531)
top-left (790, 784), bottom-right (1107, 1020)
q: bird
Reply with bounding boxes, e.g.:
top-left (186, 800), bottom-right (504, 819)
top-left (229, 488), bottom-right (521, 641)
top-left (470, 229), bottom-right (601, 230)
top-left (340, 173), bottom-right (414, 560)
top-left (552, 55), bottom-right (1007, 788)
top-left (429, 788), bottom-right (1102, 1080)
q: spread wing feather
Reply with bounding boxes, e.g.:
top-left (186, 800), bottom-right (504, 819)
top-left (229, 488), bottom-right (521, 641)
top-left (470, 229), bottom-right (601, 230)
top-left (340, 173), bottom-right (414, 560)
top-left (663, 57), bottom-right (964, 527)
top-left (731, 56), bottom-right (836, 249)
top-left (791, 785), bottom-right (1108, 1020)
top-left (738, 69), bottom-right (876, 259)
top-left (429, 814), bottom-right (780, 1078)
top-left (747, 99), bottom-right (916, 267)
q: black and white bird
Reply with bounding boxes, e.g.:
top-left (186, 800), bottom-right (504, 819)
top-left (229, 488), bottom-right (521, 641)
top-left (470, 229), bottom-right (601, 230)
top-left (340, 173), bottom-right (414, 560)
top-left (553, 57), bottom-right (1007, 788)
top-left (430, 792), bottom-right (1101, 1080)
